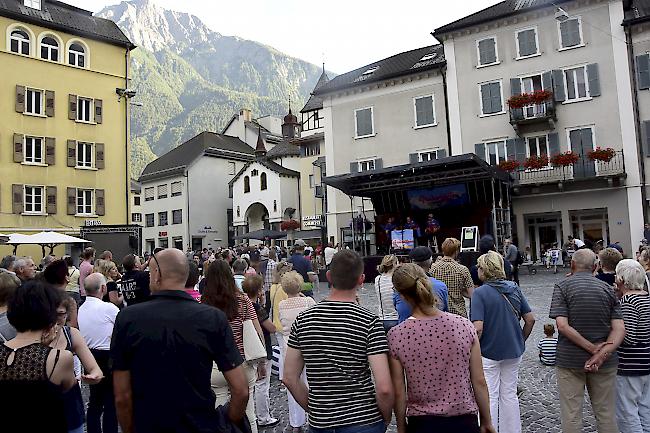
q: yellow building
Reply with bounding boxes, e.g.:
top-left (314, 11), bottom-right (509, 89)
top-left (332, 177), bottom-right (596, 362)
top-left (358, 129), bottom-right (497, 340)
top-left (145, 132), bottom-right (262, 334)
top-left (0, 0), bottom-right (134, 256)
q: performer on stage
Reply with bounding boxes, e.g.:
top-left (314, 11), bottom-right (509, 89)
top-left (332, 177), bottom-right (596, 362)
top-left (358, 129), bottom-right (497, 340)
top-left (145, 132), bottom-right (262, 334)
top-left (424, 214), bottom-right (440, 249)
top-left (404, 217), bottom-right (421, 238)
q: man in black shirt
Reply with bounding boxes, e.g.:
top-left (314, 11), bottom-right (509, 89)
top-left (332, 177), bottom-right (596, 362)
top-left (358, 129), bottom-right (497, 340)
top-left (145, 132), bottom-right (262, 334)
top-left (287, 239), bottom-right (314, 296)
top-left (117, 254), bottom-right (151, 305)
top-left (111, 249), bottom-right (248, 433)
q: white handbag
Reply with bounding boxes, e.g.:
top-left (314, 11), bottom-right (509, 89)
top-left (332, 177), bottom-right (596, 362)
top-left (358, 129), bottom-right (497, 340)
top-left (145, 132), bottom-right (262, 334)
top-left (242, 301), bottom-right (267, 362)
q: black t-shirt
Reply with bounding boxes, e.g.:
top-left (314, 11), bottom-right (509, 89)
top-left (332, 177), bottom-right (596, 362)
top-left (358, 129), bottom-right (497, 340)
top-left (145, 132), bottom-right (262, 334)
top-left (117, 270), bottom-right (151, 305)
top-left (111, 290), bottom-right (243, 433)
top-left (102, 281), bottom-right (121, 303)
top-left (253, 302), bottom-right (273, 360)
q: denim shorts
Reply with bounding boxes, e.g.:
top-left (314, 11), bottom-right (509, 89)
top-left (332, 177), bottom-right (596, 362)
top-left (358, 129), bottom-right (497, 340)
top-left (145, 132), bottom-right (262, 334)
top-left (310, 420), bottom-right (386, 433)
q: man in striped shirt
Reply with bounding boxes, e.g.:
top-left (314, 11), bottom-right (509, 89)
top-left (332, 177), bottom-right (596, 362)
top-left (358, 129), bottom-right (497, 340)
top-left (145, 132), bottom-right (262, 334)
top-left (550, 249), bottom-right (625, 433)
top-left (283, 250), bottom-right (394, 433)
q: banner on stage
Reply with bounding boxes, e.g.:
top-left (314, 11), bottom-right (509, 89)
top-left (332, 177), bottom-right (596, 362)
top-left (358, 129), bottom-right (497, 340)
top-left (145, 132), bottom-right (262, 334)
top-left (391, 229), bottom-right (414, 250)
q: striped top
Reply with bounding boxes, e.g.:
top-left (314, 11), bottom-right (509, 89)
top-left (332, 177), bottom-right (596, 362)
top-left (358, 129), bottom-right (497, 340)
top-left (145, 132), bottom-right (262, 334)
top-left (374, 274), bottom-right (398, 321)
top-left (537, 337), bottom-right (558, 366)
top-left (228, 293), bottom-right (257, 357)
top-left (287, 300), bottom-right (389, 429)
top-left (618, 293), bottom-right (650, 376)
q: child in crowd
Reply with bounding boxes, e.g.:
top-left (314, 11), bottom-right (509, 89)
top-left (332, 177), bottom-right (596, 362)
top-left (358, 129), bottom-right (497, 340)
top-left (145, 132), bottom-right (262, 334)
top-left (538, 324), bottom-right (558, 366)
top-left (547, 243), bottom-right (561, 274)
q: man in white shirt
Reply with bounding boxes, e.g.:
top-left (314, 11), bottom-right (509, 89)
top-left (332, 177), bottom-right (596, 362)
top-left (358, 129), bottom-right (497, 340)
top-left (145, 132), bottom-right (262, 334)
top-left (78, 272), bottom-right (119, 433)
top-left (324, 243), bottom-right (337, 288)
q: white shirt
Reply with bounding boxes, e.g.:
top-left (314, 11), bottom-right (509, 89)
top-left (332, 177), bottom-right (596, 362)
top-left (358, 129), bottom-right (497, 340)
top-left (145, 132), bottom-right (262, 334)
top-left (78, 296), bottom-right (119, 350)
top-left (574, 238), bottom-right (585, 248)
top-left (324, 247), bottom-right (337, 265)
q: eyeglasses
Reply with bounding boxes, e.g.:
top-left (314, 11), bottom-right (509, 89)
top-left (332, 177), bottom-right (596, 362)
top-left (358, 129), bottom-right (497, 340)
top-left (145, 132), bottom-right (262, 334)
top-left (151, 253), bottom-right (163, 281)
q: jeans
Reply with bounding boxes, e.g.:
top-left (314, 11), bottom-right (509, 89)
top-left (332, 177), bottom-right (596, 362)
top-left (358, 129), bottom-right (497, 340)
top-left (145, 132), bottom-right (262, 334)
top-left (382, 320), bottom-right (398, 333)
top-left (87, 349), bottom-right (117, 433)
top-left (616, 374), bottom-right (650, 433)
top-left (310, 420), bottom-right (386, 433)
top-left (254, 360), bottom-right (274, 424)
top-left (482, 356), bottom-right (522, 433)
top-left (557, 366), bottom-right (618, 433)
top-left (407, 414), bottom-right (479, 433)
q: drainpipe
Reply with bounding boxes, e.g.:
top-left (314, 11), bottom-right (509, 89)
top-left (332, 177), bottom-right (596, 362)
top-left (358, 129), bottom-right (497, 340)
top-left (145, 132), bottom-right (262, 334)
top-left (625, 24), bottom-right (649, 222)
top-left (442, 67), bottom-right (452, 156)
top-left (185, 170), bottom-right (191, 249)
top-left (124, 47), bottom-right (130, 225)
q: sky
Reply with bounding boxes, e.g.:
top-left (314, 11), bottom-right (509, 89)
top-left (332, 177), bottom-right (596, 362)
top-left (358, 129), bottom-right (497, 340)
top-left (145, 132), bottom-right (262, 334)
top-left (67, 0), bottom-right (502, 73)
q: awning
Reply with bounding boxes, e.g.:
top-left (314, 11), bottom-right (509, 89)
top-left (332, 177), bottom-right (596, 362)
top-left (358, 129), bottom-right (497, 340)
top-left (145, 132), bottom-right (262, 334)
top-left (323, 154), bottom-right (510, 197)
top-left (235, 229), bottom-right (287, 241)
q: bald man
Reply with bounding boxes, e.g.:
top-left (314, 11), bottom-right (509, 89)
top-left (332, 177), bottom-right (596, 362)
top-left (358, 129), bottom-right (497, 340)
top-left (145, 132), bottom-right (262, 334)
top-left (111, 248), bottom-right (248, 433)
top-left (549, 248), bottom-right (625, 433)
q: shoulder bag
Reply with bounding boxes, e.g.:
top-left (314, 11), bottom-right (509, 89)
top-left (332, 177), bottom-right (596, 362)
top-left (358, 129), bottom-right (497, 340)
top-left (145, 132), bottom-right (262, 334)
top-left (489, 283), bottom-right (521, 321)
top-left (242, 299), bottom-right (267, 363)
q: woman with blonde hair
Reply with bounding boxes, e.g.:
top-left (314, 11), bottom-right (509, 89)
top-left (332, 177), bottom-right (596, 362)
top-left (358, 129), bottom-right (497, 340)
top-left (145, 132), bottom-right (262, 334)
top-left (470, 251), bottom-right (535, 433)
top-left (278, 271), bottom-right (315, 432)
top-left (388, 263), bottom-right (495, 433)
top-left (375, 255), bottom-right (399, 332)
top-left (94, 260), bottom-right (123, 308)
top-left (269, 261), bottom-right (293, 379)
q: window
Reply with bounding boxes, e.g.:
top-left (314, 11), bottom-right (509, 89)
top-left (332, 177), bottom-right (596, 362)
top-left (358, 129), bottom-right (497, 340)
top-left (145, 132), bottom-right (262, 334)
top-left (159, 238), bottom-right (169, 249)
top-left (40, 36), bottom-right (59, 61)
top-left (302, 143), bottom-right (321, 157)
top-left (559, 17), bottom-right (583, 49)
top-left (10, 30), bottom-right (30, 55)
top-left (24, 0), bottom-right (41, 9)
top-left (76, 189), bottom-right (93, 215)
top-left (358, 159), bottom-right (376, 172)
top-left (144, 187), bottom-right (154, 201)
top-left (480, 81), bottom-right (503, 115)
top-left (355, 107), bottom-right (374, 138)
top-left (77, 97), bottom-right (93, 122)
top-left (516, 28), bottom-right (539, 58)
top-left (69, 43), bottom-right (86, 67)
top-left (244, 176), bottom-right (250, 193)
top-left (251, 169), bottom-right (259, 177)
top-left (485, 141), bottom-right (508, 165)
top-left (527, 135), bottom-right (551, 166)
top-left (157, 184), bottom-right (168, 199)
top-left (24, 136), bottom-right (44, 164)
top-left (418, 150), bottom-right (438, 162)
top-left (76, 142), bottom-right (93, 168)
top-left (355, 66), bottom-right (379, 82)
top-left (564, 66), bottom-right (589, 101)
top-left (158, 211), bottom-right (168, 226)
top-left (414, 95), bottom-right (435, 127)
top-left (171, 181), bottom-right (182, 197)
top-left (172, 209), bottom-right (182, 225)
top-left (145, 213), bottom-right (154, 227)
top-left (25, 88), bottom-right (43, 115)
top-left (520, 74), bottom-right (546, 118)
top-left (228, 161), bottom-right (236, 175)
top-left (309, 174), bottom-right (315, 188)
top-left (260, 172), bottom-right (268, 190)
top-left (132, 213), bottom-right (142, 223)
top-left (24, 185), bottom-right (43, 214)
top-left (477, 37), bottom-right (498, 66)
top-left (134, 196), bottom-right (141, 206)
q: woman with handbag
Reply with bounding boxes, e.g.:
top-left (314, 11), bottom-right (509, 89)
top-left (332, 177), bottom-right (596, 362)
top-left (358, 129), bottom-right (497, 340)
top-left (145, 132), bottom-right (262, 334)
top-left (374, 255), bottom-right (399, 332)
top-left (470, 251), bottom-right (535, 433)
top-left (203, 259), bottom-right (266, 433)
top-left (278, 271), bottom-right (316, 433)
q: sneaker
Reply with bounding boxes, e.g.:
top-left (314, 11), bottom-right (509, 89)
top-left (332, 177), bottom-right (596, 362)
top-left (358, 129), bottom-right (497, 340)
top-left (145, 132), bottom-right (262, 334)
top-left (258, 418), bottom-right (280, 428)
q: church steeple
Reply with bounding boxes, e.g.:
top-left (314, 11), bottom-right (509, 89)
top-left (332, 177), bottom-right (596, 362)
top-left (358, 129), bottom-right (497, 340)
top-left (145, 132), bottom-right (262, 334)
top-left (255, 126), bottom-right (267, 157)
top-left (282, 95), bottom-right (300, 139)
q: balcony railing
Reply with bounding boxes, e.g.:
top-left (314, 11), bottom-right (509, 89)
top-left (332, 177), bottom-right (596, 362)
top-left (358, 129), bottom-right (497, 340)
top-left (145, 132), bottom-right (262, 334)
top-left (513, 151), bottom-right (625, 185)
top-left (509, 94), bottom-right (556, 132)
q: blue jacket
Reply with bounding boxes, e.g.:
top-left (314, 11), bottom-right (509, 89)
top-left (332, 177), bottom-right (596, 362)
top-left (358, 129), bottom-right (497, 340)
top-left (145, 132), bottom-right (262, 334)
top-left (393, 277), bottom-right (448, 322)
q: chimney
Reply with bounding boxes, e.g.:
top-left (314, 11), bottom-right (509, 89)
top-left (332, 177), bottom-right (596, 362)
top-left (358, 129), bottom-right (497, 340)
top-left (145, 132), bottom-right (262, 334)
top-left (240, 109), bottom-right (252, 122)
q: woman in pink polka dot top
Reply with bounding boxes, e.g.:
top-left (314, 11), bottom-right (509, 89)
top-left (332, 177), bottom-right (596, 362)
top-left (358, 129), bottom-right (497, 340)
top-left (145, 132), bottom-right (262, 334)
top-left (387, 263), bottom-right (496, 433)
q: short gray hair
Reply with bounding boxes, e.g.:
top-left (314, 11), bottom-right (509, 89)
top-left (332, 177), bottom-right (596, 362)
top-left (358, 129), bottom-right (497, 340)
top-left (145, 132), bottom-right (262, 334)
top-left (0, 255), bottom-right (16, 270)
top-left (84, 272), bottom-right (107, 294)
top-left (14, 257), bottom-right (31, 270)
top-left (616, 259), bottom-right (646, 291)
top-left (572, 249), bottom-right (597, 271)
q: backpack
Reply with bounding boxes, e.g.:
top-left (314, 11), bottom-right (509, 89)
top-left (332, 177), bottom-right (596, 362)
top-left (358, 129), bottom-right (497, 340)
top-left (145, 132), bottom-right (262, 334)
top-left (516, 251), bottom-right (526, 265)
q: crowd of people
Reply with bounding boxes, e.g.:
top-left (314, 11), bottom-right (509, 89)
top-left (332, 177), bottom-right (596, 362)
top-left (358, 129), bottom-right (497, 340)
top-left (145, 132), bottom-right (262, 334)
top-left (0, 232), bottom-right (649, 433)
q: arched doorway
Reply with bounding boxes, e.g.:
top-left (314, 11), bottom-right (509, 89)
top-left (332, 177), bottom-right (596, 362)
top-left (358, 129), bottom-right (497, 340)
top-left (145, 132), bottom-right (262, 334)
top-left (245, 202), bottom-right (270, 232)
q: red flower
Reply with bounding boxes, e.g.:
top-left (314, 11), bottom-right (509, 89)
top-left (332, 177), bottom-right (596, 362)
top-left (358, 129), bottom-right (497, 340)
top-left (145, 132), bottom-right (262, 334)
top-left (587, 147), bottom-right (616, 162)
top-left (280, 220), bottom-right (300, 231)
top-left (550, 152), bottom-right (580, 167)
top-left (498, 160), bottom-right (520, 172)
top-left (524, 155), bottom-right (550, 170)
top-left (507, 90), bottom-right (553, 109)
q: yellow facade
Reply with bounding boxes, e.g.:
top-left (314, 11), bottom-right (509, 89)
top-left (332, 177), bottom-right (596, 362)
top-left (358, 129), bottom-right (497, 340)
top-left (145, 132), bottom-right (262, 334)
top-left (0, 14), bottom-right (131, 248)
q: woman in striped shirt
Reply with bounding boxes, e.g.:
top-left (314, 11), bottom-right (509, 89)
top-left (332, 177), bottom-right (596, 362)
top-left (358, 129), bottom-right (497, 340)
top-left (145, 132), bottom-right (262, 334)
top-left (374, 255), bottom-right (399, 332)
top-left (614, 259), bottom-right (650, 433)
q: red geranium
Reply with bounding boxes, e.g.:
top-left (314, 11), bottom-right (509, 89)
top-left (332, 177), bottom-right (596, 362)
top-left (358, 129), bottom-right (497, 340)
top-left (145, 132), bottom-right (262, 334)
top-left (280, 220), bottom-right (300, 231)
top-left (524, 155), bottom-right (550, 170)
top-left (498, 160), bottom-right (521, 172)
top-left (588, 147), bottom-right (616, 162)
top-left (550, 152), bottom-right (580, 167)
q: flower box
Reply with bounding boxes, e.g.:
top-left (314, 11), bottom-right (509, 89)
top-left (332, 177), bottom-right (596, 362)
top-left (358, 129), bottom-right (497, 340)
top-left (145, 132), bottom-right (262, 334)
top-left (588, 147), bottom-right (616, 162)
top-left (550, 152), bottom-right (580, 167)
top-left (507, 90), bottom-right (553, 109)
top-left (524, 155), bottom-right (550, 170)
top-left (280, 220), bottom-right (300, 231)
top-left (498, 160), bottom-right (520, 172)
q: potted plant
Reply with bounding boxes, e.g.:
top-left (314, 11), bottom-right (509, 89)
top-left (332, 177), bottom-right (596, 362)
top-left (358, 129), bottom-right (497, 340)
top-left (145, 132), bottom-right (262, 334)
top-left (524, 155), bottom-right (550, 170)
top-left (280, 219), bottom-right (300, 231)
top-left (588, 147), bottom-right (616, 162)
top-left (530, 89), bottom-right (553, 105)
top-left (550, 151), bottom-right (580, 167)
top-left (507, 93), bottom-right (530, 109)
top-left (498, 160), bottom-right (520, 172)
top-left (507, 90), bottom-right (553, 109)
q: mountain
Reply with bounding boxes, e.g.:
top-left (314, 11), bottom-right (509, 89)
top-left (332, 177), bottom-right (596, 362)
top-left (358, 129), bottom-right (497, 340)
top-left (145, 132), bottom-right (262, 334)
top-left (96, 0), bottom-right (325, 177)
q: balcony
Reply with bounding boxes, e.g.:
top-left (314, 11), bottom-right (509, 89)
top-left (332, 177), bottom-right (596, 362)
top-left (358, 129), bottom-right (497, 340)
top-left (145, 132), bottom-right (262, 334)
top-left (509, 93), bottom-right (556, 134)
top-left (513, 151), bottom-right (625, 186)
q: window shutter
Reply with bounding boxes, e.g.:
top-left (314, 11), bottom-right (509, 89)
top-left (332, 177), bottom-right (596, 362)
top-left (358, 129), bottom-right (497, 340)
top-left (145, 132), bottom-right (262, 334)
top-left (67, 140), bottom-right (76, 167)
top-left (13, 134), bottom-right (24, 163)
top-left (548, 132), bottom-right (560, 156)
top-left (515, 138), bottom-right (527, 164)
top-left (587, 64), bottom-right (601, 97)
top-left (374, 158), bottom-right (383, 170)
top-left (46, 186), bottom-right (57, 214)
top-left (349, 162), bottom-right (358, 173)
top-left (95, 189), bottom-right (105, 216)
top-left (95, 143), bottom-right (105, 169)
top-left (490, 83), bottom-right (502, 112)
top-left (437, 149), bottom-right (447, 158)
top-left (481, 84), bottom-right (492, 114)
top-left (45, 137), bottom-right (55, 165)
top-left (409, 153), bottom-right (419, 164)
top-left (68, 94), bottom-right (77, 120)
top-left (475, 143), bottom-right (486, 161)
top-left (45, 90), bottom-right (55, 117)
top-left (67, 187), bottom-right (76, 215)
top-left (518, 30), bottom-right (536, 57)
top-left (12, 184), bottom-right (23, 214)
top-left (479, 38), bottom-right (496, 65)
top-left (552, 70), bottom-right (566, 102)
top-left (506, 139), bottom-right (516, 161)
top-left (644, 121), bottom-right (650, 155)
top-left (510, 78), bottom-right (524, 120)
top-left (15, 85), bottom-right (25, 113)
top-left (637, 54), bottom-right (650, 90)
top-left (568, 20), bottom-right (581, 47)
top-left (94, 99), bottom-right (103, 124)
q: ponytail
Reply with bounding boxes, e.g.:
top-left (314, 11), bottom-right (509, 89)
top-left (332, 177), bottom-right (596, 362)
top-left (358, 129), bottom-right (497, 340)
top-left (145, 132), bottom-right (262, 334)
top-left (392, 263), bottom-right (440, 311)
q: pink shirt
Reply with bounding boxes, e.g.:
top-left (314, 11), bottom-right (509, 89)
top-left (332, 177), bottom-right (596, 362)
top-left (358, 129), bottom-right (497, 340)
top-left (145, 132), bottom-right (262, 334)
top-left (388, 312), bottom-right (478, 417)
top-left (78, 260), bottom-right (93, 297)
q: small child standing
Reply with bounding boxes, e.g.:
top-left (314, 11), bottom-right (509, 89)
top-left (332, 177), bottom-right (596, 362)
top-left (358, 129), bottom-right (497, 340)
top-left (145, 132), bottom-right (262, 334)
top-left (538, 324), bottom-right (558, 366)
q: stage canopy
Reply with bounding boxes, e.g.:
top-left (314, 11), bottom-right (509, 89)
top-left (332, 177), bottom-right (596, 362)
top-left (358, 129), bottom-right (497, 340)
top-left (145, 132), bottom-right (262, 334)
top-left (235, 229), bottom-right (287, 241)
